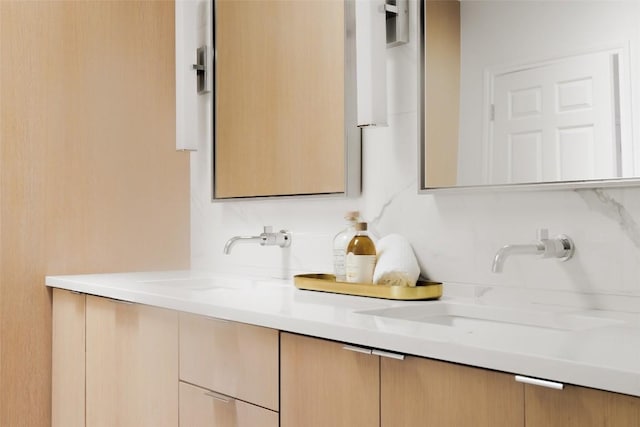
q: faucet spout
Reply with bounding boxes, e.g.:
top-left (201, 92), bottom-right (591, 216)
top-left (491, 229), bottom-right (575, 273)
top-left (223, 236), bottom-right (262, 254)
top-left (491, 243), bottom-right (544, 273)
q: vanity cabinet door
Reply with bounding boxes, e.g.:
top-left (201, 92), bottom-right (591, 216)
top-left (525, 383), bottom-right (640, 426)
top-left (52, 289), bottom-right (86, 427)
top-left (179, 313), bottom-right (279, 411)
top-left (179, 381), bottom-right (278, 427)
top-left (280, 333), bottom-right (380, 427)
top-left (85, 296), bottom-right (179, 427)
top-left (214, 0), bottom-right (354, 199)
top-left (381, 356), bottom-right (525, 427)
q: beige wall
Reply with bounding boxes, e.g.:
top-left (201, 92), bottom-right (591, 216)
top-left (0, 1), bottom-right (190, 425)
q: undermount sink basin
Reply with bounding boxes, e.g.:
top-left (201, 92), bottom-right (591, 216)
top-left (137, 277), bottom-right (256, 291)
top-left (356, 302), bottom-right (621, 332)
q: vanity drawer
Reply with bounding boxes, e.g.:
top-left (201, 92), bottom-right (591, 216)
top-left (179, 382), bottom-right (278, 427)
top-left (179, 313), bottom-right (279, 411)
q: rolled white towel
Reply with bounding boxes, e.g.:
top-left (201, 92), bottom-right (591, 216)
top-left (373, 234), bottom-right (421, 287)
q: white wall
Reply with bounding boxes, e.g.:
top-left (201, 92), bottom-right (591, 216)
top-left (191, 0), bottom-right (640, 312)
top-left (458, 0), bottom-right (640, 185)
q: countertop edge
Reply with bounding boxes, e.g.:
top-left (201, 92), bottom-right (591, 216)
top-left (46, 274), bottom-right (640, 398)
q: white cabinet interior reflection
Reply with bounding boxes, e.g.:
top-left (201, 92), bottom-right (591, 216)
top-left (421, 1), bottom-right (640, 190)
top-left (214, 0), bottom-right (359, 199)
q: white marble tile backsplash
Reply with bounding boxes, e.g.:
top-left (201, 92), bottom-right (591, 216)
top-left (190, 0), bottom-right (640, 312)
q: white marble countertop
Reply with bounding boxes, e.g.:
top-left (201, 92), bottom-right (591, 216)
top-left (46, 270), bottom-right (640, 398)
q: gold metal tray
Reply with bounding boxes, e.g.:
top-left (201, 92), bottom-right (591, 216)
top-left (293, 274), bottom-right (442, 301)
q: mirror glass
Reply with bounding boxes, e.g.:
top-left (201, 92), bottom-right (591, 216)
top-left (420, 0), bottom-right (640, 190)
top-left (212, 0), bottom-right (360, 200)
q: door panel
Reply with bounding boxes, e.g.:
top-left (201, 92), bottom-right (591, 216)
top-left (179, 382), bottom-right (278, 427)
top-left (85, 296), bottom-right (179, 427)
top-left (525, 383), bottom-right (640, 427)
top-left (489, 50), bottom-right (619, 184)
top-left (381, 356), bottom-right (524, 427)
top-left (52, 289), bottom-right (86, 427)
top-left (280, 333), bottom-right (379, 427)
top-left (179, 313), bottom-right (279, 411)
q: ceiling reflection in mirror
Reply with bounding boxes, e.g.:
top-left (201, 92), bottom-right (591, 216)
top-left (420, 0), bottom-right (640, 190)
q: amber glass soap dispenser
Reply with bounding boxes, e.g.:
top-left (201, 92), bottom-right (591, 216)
top-left (332, 211), bottom-right (360, 282)
top-left (345, 222), bottom-right (376, 283)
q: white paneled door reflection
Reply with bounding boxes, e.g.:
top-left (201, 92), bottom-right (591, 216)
top-left (487, 50), bottom-right (622, 184)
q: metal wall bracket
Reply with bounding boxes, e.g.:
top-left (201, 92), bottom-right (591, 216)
top-left (192, 45), bottom-right (210, 94)
top-left (385, 0), bottom-right (408, 47)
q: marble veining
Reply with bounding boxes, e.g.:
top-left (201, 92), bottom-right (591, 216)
top-left (577, 188), bottom-right (640, 250)
top-left (368, 178), bottom-right (415, 237)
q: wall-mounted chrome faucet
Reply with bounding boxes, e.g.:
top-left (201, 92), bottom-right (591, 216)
top-left (223, 226), bottom-right (291, 255)
top-left (492, 229), bottom-right (574, 273)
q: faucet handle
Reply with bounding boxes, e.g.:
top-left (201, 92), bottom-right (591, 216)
top-left (537, 228), bottom-right (575, 261)
top-left (259, 226), bottom-right (272, 245)
top-left (258, 226), bottom-right (292, 248)
top-left (536, 228), bottom-right (549, 241)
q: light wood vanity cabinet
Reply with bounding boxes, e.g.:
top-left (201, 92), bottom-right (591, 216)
top-left (52, 289), bottom-right (86, 427)
top-left (381, 356), bottom-right (524, 426)
top-left (179, 382), bottom-right (278, 427)
top-left (525, 384), bottom-right (640, 426)
top-left (53, 292), bottom-right (640, 427)
top-left (53, 289), bottom-right (179, 427)
top-left (280, 333), bottom-right (380, 427)
top-left (178, 313), bottom-right (279, 426)
top-left (281, 333), bottom-right (522, 427)
top-left (85, 295), bottom-right (179, 427)
top-left (52, 290), bottom-right (279, 427)
top-left (281, 332), bottom-right (640, 427)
